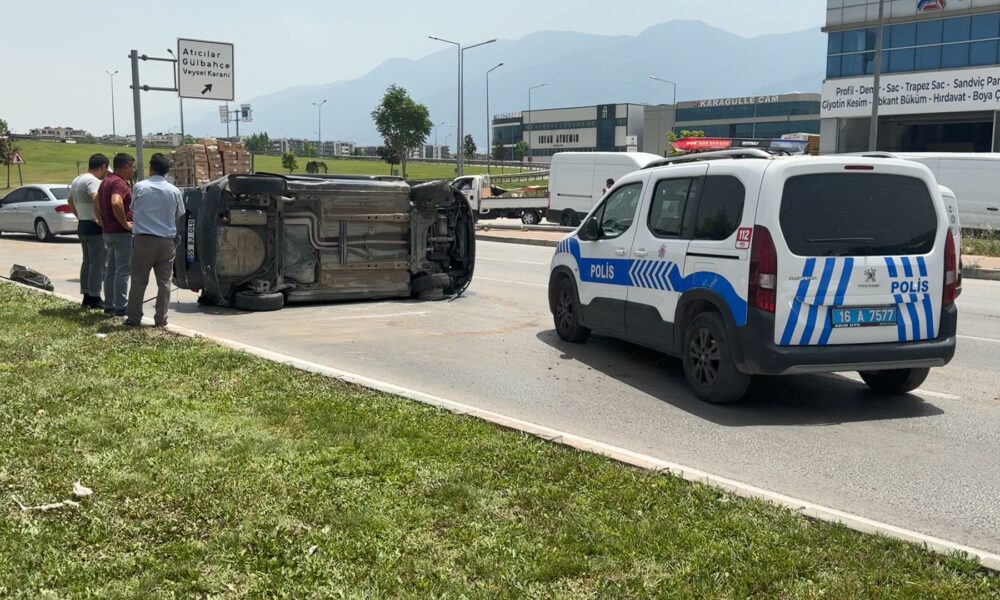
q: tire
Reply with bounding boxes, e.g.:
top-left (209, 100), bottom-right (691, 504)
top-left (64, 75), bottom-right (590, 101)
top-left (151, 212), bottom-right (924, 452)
top-left (859, 368), bottom-right (930, 395)
top-left (552, 276), bottom-right (590, 343)
top-left (558, 210), bottom-right (574, 227)
top-left (682, 312), bottom-right (751, 404)
top-left (412, 273), bottom-right (452, 300)
top-left (232, 290), bottom-right (285, 312)
top-left (521, 210), bottom-right (540, 225)
top-left (35, 219), bottom-right (54, 242)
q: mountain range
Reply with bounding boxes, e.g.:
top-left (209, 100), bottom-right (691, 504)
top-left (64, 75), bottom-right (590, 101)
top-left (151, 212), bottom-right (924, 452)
top-left (187, 20), bottom-right (826, 146)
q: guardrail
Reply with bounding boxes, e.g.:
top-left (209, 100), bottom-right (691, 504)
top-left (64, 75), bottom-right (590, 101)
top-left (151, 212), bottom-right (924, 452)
top-left (476, 223), bottom-right (575, 233)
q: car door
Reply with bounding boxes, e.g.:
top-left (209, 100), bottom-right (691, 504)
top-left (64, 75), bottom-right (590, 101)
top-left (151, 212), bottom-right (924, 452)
top-left (624, 164), bottom-right (708, 349)
top-left (572, 178), bottom-right (648, 333)
top-left (0, 188), bottom-right (27, 232)
top-left (20, 188), bottom-right (48, 229)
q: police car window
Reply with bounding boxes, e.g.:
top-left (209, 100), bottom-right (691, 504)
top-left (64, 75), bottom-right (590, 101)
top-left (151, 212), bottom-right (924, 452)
top-left (780, 173), bottom-right (937, 257)
top-left (694, 176), bottom-right (745, 241)
top-left (594, 183), bottom-right (642, 240)
top-left (648, 178), bottom-right (699, 237)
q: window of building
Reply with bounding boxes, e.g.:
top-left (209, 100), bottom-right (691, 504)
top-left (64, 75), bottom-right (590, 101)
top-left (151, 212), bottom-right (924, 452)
top-left (828, 31), bottom-right (843, 54)
top-left (943, 16), bottom-right (971, 43)
top-left (827, 55), bottom-right (842, 78)
top-left (842, 28), bottom-right (875, 53)
top-left (971, 13), bottom-right (1000, 41)
top-left (915, 45), bottom-right (942, 70)
top-left (694, 176), bottom-right (745, 241)
top-left (841, 53), bottom-right (865, 77)
top-left (942, 42), bottom-right (969, 68)
top-left (917, 19), bottom-right (943, 45)
top-left (888, 23), bottom-right (916, 49)
top-left (970, 40), bottom-right (998, 66)
top-left (888, 48), bottom-right (915, 73)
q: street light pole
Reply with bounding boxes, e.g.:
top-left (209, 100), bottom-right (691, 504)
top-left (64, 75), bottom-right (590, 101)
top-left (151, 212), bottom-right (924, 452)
top-left (166, 49), bottom-right (185, 142)
top-left (486, 62), bottom-right (503, 175)
top-left (313, 99), bottom-right (327, 156)
top-left (429, 35), bottom-right (497, 176)
top-left (105, 70), bottom-right (118, 139)
top-left (650, 75), bottom-right (678, 153)
top-left (527, 83), bottom-right (548, 163)
top-left (869, 0), bottom-right (886, 151)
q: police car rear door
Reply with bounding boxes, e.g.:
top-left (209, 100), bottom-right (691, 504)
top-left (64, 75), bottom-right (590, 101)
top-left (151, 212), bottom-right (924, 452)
top-left (769, 160), bottom-right (946, 347)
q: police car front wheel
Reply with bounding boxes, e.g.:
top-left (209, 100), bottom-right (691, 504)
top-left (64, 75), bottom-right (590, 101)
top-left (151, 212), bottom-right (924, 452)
top-left (859, 368), bottom-right (930, 396)
top-left (682, 312), bottom-right (751, 404)
top-left (553, 278), bottom-right (590, 343)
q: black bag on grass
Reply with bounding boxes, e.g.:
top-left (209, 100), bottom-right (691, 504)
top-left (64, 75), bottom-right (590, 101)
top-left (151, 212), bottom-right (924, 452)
top-left (9, 264), bottom-right (54, 292)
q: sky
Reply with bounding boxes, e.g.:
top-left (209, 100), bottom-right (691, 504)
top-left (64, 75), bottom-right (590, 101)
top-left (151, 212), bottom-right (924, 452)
top-left (0, 0), bottom-right (826, 137)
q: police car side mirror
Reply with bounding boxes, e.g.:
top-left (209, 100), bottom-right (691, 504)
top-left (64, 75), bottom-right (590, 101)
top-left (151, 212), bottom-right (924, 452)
top-left (582, 218), bottom-right (601, 240)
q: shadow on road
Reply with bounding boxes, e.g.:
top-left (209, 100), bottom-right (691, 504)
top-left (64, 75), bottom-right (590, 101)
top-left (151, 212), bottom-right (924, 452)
top-left (536, 329), bottom-right (944, 427)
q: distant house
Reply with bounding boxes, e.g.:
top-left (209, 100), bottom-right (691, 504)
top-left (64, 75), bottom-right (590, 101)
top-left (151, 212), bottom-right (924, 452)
top-left (29, 126), bottom-right (91, 142)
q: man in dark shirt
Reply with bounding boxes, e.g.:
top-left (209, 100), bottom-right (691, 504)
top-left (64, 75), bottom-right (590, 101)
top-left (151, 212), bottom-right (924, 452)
top-left (97, 153), bottom-right (135, 316)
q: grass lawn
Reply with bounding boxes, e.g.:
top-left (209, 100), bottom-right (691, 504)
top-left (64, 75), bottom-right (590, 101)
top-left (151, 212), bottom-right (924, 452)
top-left (2, 140), bottom-right (531, 189)
top-left (963, 229), bottom-right (1000, 259)
top-left (1, 283), bottom-right (997, 597)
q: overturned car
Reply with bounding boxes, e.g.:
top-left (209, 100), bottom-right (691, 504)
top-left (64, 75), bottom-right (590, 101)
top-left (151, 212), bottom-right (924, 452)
top-left (173, 173), bottom-right (475, 311)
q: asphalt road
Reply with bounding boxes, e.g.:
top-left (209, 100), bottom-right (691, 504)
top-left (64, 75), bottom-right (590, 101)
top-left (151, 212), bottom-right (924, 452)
top-left (3, 234), bottom-right (999, 554)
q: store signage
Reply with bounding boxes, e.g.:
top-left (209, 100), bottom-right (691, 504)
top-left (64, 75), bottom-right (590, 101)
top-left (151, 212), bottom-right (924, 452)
top-left (691, 95), bottom-right (780, 108)
top-left (917, 0), bottom-right (946, 12)
top-left (822, 66), bottom-right (1000, 118)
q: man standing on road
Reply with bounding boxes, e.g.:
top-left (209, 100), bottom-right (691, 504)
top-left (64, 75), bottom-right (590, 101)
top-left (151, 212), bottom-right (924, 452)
top-left (97, 153), bottom-right (135, 317)
top-left (125, 154), bottom-right (184, 328)
top-left (68, 153), bottom-right (109, 309)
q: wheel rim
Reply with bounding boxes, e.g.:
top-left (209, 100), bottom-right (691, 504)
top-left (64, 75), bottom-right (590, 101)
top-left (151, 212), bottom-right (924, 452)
top-left (556, 288), bottom-right (574, 334)
top-left (36, 221), bottom-right (47, 240)
top-left (688, 327), bottom-right (721, 387)
top-left (524, 212), bottom-right (537, 224)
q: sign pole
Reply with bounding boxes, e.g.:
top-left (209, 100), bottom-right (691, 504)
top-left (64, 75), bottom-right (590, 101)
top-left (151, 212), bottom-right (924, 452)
top-left (16, 164), bottom-right (22, 187)
top-left (130, 49), bottom-right (145, 180)
top-left (868, 0), bottom-right (885, 151)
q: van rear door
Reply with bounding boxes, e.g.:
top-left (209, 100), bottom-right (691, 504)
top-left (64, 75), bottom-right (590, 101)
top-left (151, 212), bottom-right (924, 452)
top-left (772, 167), bottom-right (944, 347)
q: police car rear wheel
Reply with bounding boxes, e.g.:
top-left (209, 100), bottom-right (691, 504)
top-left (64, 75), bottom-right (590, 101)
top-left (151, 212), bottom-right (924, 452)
top-left (859, 368), bottom-right (930, 395)
top-left (682, 312), bottom-right (750, 404)
top-left (554, 278), bottom-right (590, 343)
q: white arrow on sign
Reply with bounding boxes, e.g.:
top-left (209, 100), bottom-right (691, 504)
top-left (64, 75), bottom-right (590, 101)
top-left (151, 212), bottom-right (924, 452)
top-left (177, 38), bottom-right (234, 101)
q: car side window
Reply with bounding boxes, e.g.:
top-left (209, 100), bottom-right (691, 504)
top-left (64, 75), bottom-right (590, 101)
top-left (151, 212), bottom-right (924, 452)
top-left (648, 178), bottom-right (701, 238)
top-left (2, 189), bottom-right (25, 205)
top-left (589, 183), bottom-right (643, 240)
top-left (25, 189), bottom-right (47, 203)
top-left (693, 176), bottom-right (746, 241)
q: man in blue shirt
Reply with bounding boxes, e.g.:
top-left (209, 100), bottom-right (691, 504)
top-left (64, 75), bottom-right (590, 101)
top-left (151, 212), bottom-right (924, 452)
top-left (125, 154), bottom-right (185, 327)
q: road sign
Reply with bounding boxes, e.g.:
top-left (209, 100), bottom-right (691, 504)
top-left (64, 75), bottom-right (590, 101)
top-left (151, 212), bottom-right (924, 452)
top-left (9, 152), bottom-right (24, 165)
top-left (177, 38), bottom-right (234, 101)
top-left (219, 105), bottom-right (230, 124)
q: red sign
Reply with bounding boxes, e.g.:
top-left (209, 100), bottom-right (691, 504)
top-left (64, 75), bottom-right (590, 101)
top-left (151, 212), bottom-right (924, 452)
top-left (9, 152), bottom-right (24, 165)
top-left (736, 227), bottom-right (753, 250)
top-left (671, 137), bottom-right (733, 152)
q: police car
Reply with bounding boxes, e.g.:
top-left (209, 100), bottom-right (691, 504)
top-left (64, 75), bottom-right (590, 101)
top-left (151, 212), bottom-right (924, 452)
top-left (548, 149), bottom-right (959, 404)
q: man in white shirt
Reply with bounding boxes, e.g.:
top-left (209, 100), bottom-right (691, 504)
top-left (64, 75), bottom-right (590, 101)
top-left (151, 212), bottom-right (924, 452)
top-left (125, 154), bottom-right (185, 327)
top-left (68, 154), bottom-right (109, 308)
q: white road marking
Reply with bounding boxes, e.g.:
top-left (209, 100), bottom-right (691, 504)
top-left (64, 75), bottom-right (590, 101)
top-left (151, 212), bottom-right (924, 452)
top-left (958, 334), bottom-right (1000, 344)
top-left (478, 257), bottom-right (549, 266)
top-left (15, 280), bottom-right (1000, 573)
top-left (316, 311), bottom-right (428, 322)
top-left (475, 276), bottom-right (547, 288)
top-left (823, 373), bottom-right (961, 401)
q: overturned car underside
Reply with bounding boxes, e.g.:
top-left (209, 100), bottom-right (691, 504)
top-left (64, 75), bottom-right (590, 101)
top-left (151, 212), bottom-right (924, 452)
top-left (173, 173), bottom-right (475, 311)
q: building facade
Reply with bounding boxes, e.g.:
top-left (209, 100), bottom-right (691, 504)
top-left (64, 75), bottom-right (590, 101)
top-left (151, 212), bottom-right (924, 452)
top-left (491, 104), bottom-right (644, 163)
top-left (822, 0), bottom-right (1000, 153)
top-left (643, 93), bottom-right (822, 156)
top-left (29, 126), bottom-right (90, 141)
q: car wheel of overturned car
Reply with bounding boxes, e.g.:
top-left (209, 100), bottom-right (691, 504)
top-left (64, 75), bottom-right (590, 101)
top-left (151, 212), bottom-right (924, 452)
top-left (682, 312), bottom-right (751, 404)
top-left (859, 368), bottom-right (930, 395)
top-left (521, 210), bottom-right (540, 225)
top-left (35, 219), bottom-right (53, 242)
top-left (233, 290), bottom-right (285, 312)
top-left (553, 277), bottom-right (590, 343)
top-left (412, 273), bottom-right (452, 300)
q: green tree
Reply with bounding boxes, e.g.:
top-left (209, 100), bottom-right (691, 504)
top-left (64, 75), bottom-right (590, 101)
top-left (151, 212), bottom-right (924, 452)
top-left (666, 129), bottom-right (706, 157)
top-left (371, 84), bottom-right (432, 178)
top-left (463, 134), bottom-right (477, 160)
top-left (244, 132), bottom-right (271, 153)
top-left (281, 152), bottom-right (298, 174)
top-left (0, 119), bottom-right (19, 188)
top-left (376, 146), bottom-right (402, 175)
top-left (300, 141), bottom-right (317, 158)
top-left (492, 140), bottom-right (505, 162)
top-left (513, 141), bottom-right (530, 161)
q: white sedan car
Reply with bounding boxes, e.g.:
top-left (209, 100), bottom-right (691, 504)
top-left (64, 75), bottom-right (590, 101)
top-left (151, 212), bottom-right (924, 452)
top-left (0, 183), bottom-right (76, 241)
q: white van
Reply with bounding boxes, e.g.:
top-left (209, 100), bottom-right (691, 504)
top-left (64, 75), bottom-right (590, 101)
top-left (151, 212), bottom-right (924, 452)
top-left (854, 152), bottom-right (1000, 231)
top-left (549, 150), bottom-right (959, 404)
top-left (547, 152), bottom-right (661, 226)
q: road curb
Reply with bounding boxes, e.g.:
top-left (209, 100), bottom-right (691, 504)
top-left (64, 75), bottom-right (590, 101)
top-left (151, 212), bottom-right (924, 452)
top-left (9, 279), bottom-right (1000, 573)
top-left (476, 234), bottom-right (558, 248)
top-left (964, 266), bottom-right (1000, 282)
